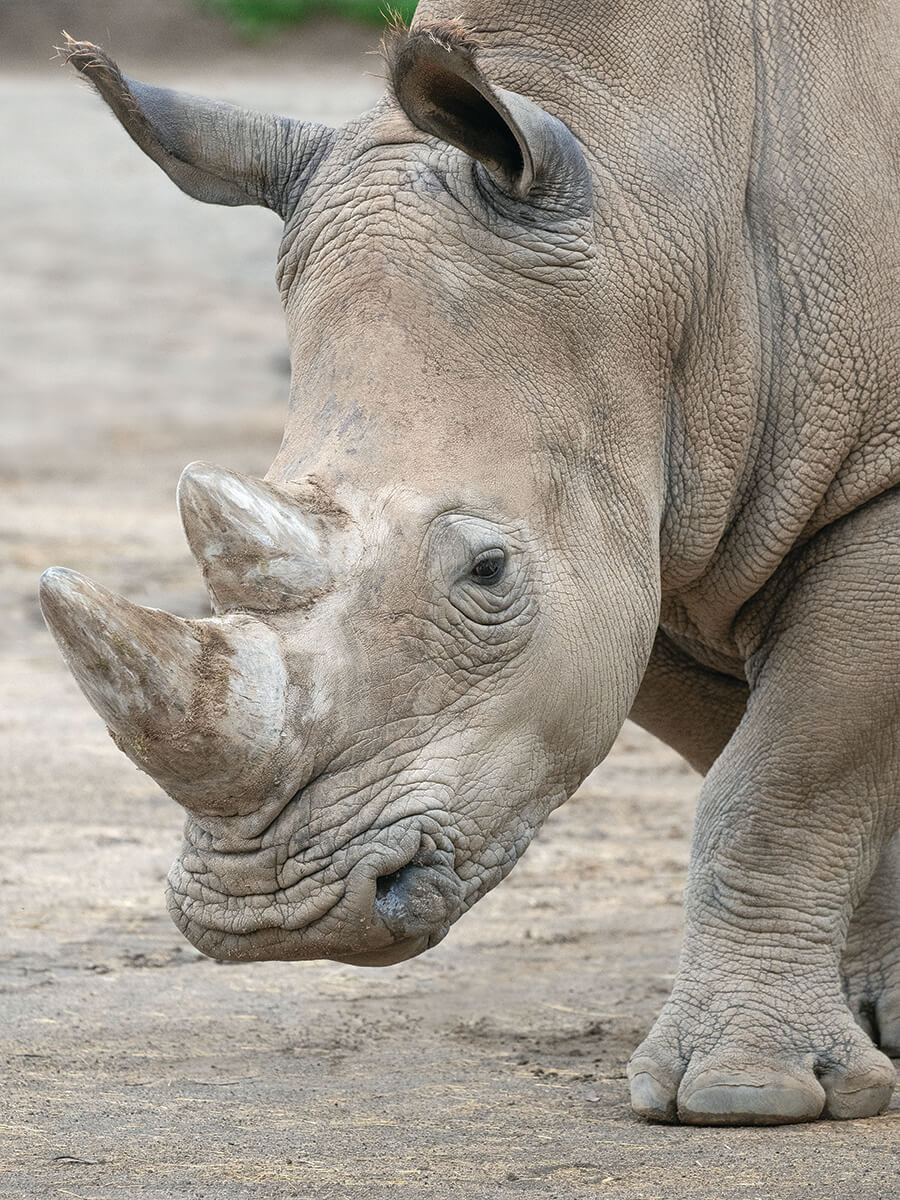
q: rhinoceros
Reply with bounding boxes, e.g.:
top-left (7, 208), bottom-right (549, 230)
top-left (40, 1), bottom-right (899, 1127)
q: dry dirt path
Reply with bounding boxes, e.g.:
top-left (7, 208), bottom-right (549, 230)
top-left (2, 18), bottom-right (898, 1200)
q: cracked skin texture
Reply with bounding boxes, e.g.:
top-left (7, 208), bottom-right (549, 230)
top-left (408, 0), bottom-right (900, 1124)
top-left (49, 0), bottom-right (899, 1127)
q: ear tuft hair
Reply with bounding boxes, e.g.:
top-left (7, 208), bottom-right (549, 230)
top-left (58, 33), bottom-right (115, 77)
top-left (382, 20), bottom-right (482, 79)
top-left (57, 33), bottom-right (135, 106)
top-left (55, 32), bottom-right (334, 218)
top-left (57, 35), bottom-right (150, 136)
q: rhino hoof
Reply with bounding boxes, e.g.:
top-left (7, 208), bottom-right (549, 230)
top-left (629, 1020), bottom-right (896, 1126)
top-left (816, 1062), bottom-right (896, 1121)
top-left (627, 1056), bottom-right (678, 1122)
top-left (677, 1068), bottom-right (825, 1126)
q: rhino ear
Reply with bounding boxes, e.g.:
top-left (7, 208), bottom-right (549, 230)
top-left (60, 35), bottom-right (332, 218)
top-left (388, 24), bottom-right (589, 209)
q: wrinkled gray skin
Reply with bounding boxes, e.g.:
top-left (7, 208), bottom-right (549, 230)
top-left (40, 1), bottom-right (900, 1127)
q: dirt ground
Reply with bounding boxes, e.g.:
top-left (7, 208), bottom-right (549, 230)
top-left (2, 5), bottom-right (898, 1199)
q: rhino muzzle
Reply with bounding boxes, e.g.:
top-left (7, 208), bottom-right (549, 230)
top-left (40, 463), bottom-right (465, 961)
top-left (166, 815), bottom-right (464, 966)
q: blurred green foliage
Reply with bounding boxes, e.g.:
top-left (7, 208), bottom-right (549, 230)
top-left (200, 0), bottom-right (418, 36)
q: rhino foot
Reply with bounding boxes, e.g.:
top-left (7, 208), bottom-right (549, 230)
top-left (843, 833), bottom-right (900, 1056)
top-left (845, 959), bottom-right (900, 1059)
top-left (844, 944), bottom-right (900, 1057)
top-left (628, 982), bottom-right (896, 1126)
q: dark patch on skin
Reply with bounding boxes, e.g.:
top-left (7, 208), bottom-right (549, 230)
top-left (192, 624), bottom-right (238, 725)
top-left (201, 552), bottom-right (330, 615)
top-left (287, 475), bottom-right (352, 526)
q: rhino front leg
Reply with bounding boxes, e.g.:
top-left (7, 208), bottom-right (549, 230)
top-left (843, 830), bottom-right (900, 1056)
top-left (628, 630), bottom-right (748, 776)
top-left (629, 504), bottom-right (900, 1125)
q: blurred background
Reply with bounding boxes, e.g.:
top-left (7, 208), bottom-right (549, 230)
top-left (2, 0), bottom-right (418, 58)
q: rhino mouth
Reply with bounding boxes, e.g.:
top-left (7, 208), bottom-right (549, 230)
top-left (165, 825), bottom-right (464, 965)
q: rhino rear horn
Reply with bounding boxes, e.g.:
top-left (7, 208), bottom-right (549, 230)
top-left (39, 568), bottom-right (287, 817)
top-left (177, 463), bottom-right (331, 614)
top-left (59, 34), bottom-right (333, 217)
top-left (387, 23), bottom-right (590, 210)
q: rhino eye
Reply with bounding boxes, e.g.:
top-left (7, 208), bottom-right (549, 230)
top-left (469, 550), bottom-right (506, 585)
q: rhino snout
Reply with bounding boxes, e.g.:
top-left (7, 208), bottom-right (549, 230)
top-left (166, 823), bottom-right (463, 966)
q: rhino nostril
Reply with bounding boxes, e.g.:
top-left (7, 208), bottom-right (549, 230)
top-left (375, 868), bottom-right (403, 899)
top-left (373, 854), bottom-right (456, 939)
top-left (375, 864), bottom-right (417, 920)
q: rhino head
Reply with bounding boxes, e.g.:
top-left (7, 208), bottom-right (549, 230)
top-left (41, 24), bottom-right (662, 966)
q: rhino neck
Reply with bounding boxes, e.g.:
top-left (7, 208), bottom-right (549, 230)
top-left (656, 0), bottom-right (900, 664)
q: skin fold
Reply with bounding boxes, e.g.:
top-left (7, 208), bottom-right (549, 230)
top-left (40, 1), bottom-right (899, 1126)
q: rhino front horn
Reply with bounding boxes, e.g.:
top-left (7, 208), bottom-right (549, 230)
top-left (39, 568), bottom-right (287, 817)
top-left (177, 462), bottom-right (330, 614)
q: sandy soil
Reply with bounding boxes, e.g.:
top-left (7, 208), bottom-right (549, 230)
top-left (2, 6), bottom-right (898, 1198)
